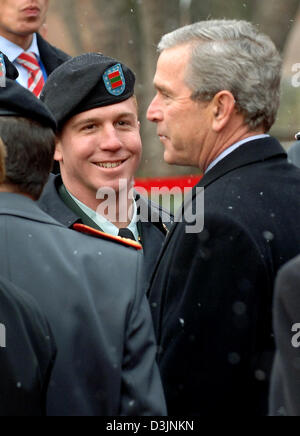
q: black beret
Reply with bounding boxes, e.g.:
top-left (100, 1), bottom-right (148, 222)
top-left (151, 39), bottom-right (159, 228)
top-left (41, 53), bottom-right (136, 129)
top-left (0, 79), bottom-right (57, 131)
top-left (0, 52), bottom-right (19, 80)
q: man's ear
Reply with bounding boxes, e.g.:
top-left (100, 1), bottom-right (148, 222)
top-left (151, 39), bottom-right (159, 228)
top-left (54, 136), bottom-right (63, 162)
top-left (211, 91), bottom-right (236, 132)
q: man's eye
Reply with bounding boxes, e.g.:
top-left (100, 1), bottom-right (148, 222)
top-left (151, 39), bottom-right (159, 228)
top-left (117, 121), bottom-right (130, 127)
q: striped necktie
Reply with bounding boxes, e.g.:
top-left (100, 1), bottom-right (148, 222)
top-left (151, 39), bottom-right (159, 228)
top-left (16, 52), bottom-right (45, 98)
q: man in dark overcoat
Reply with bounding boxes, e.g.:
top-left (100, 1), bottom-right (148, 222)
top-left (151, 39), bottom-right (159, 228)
top-left (0, 78), bottom-right (166, 416)
top-left (146, 19), bottom-right (300, 416)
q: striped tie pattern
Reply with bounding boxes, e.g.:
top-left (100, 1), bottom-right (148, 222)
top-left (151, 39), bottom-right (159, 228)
top-left (16, 52), bottom-right (45, 98)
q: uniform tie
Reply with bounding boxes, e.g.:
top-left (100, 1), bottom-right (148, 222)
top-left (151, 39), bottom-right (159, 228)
top-left (118, 228), bottom-right (136, 241)
top-left (16, 52), bottom-right (45, 98)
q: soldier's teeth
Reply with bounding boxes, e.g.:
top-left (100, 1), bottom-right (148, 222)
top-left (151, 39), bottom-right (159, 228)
top-left (97, 161), bottom-right (122, 168)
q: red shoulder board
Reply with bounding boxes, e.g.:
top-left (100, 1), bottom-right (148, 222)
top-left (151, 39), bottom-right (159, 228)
top-left (73, 223), bottom-right (142, 251)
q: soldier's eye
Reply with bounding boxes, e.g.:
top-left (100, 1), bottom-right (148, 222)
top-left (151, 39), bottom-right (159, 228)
top-left (83, 124), bottom-right (97, 131)
top-left (117, 121), bottom-right (130, 127)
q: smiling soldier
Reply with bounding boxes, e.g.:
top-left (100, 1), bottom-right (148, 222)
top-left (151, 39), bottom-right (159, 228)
top-left (39, 53), bottom-right (172, 281)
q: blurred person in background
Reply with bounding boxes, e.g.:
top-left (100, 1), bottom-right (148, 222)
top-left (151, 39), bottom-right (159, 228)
top-left (146, 19), bottom-right (300, 416)
top-left (0, 0), bottom-right (69, 97)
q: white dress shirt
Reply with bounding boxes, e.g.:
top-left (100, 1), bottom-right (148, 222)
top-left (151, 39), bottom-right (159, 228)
top-left (205, 134), bottom-right (270, 174)
top-left (0, 33), bottom-right (46, 89)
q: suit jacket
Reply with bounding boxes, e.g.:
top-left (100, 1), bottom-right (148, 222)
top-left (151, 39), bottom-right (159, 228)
top-left (0, 275), bottom-right (56, 416)
top-left (38, 174), bottom-right (172, 281)
top-left (270, 255), bottom-right (300, 416)
top-left (148, 136), bottom-right (300, 416)
top-left (0, 193), bottom-right (166, 416)
top-left (36, 33), bottom-right (70, 76)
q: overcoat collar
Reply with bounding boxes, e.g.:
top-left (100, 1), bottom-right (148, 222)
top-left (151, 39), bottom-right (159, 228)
top-left (199, 136), bottom-right (286, 190)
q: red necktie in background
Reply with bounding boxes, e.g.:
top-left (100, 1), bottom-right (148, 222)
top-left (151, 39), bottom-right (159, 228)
top-left (17, 52), bottom-right (45, 98)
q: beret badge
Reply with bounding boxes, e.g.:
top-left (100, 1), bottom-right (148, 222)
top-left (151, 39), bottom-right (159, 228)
top-left (103, 64), bottom-right (126, 96)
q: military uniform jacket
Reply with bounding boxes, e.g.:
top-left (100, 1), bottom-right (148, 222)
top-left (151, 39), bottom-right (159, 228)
top-left (0, 193), bottom-right (166, 416)
top-left (270, 255), bottom-right (300, 416)
top-left (38, 174), bottom-right (172, 281)
top-left (0, 275), bottom-right (56, 416)
top-left (148, 136), bottom-right (300, 416)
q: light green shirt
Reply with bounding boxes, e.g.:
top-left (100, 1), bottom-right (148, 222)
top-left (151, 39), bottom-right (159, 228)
top-left (67, 189), bottom-right (139, 242)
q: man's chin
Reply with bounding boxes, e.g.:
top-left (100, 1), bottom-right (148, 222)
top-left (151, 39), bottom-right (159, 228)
top-left (164, 151), bottom-right (180, 166)
top-left (17, 22), bottom-right (43, 35)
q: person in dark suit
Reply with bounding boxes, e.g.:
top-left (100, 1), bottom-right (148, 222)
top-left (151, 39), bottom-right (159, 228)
top-left (39, 53), bottom-right (172, 282)
top-left (0, 0), bottom-right (69, 96)
top-left (0, 78), bottom-right (166, 416)
top-left (269, 256), bottom-right (300, 416)
top-left (146, 19), bottom-right (300, 416)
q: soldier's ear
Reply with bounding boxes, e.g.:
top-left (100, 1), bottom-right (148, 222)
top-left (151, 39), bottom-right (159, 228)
top-left (54, 136), bottom-right (63, 162)
top-left (211, 91), bottom-right (236, 133)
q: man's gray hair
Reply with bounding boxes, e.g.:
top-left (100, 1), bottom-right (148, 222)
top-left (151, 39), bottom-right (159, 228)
top-left (158, 20), bottom-right (282, 132)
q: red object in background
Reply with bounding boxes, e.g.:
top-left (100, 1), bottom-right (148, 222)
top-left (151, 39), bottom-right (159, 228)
top-left (135, 175), bottom-right (202, 193)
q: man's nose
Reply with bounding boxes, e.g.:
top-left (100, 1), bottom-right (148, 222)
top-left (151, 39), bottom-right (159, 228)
top-left (147, 95), bottom-right (163, 123)
top-left (99, 126), bottom-right (122, 151)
